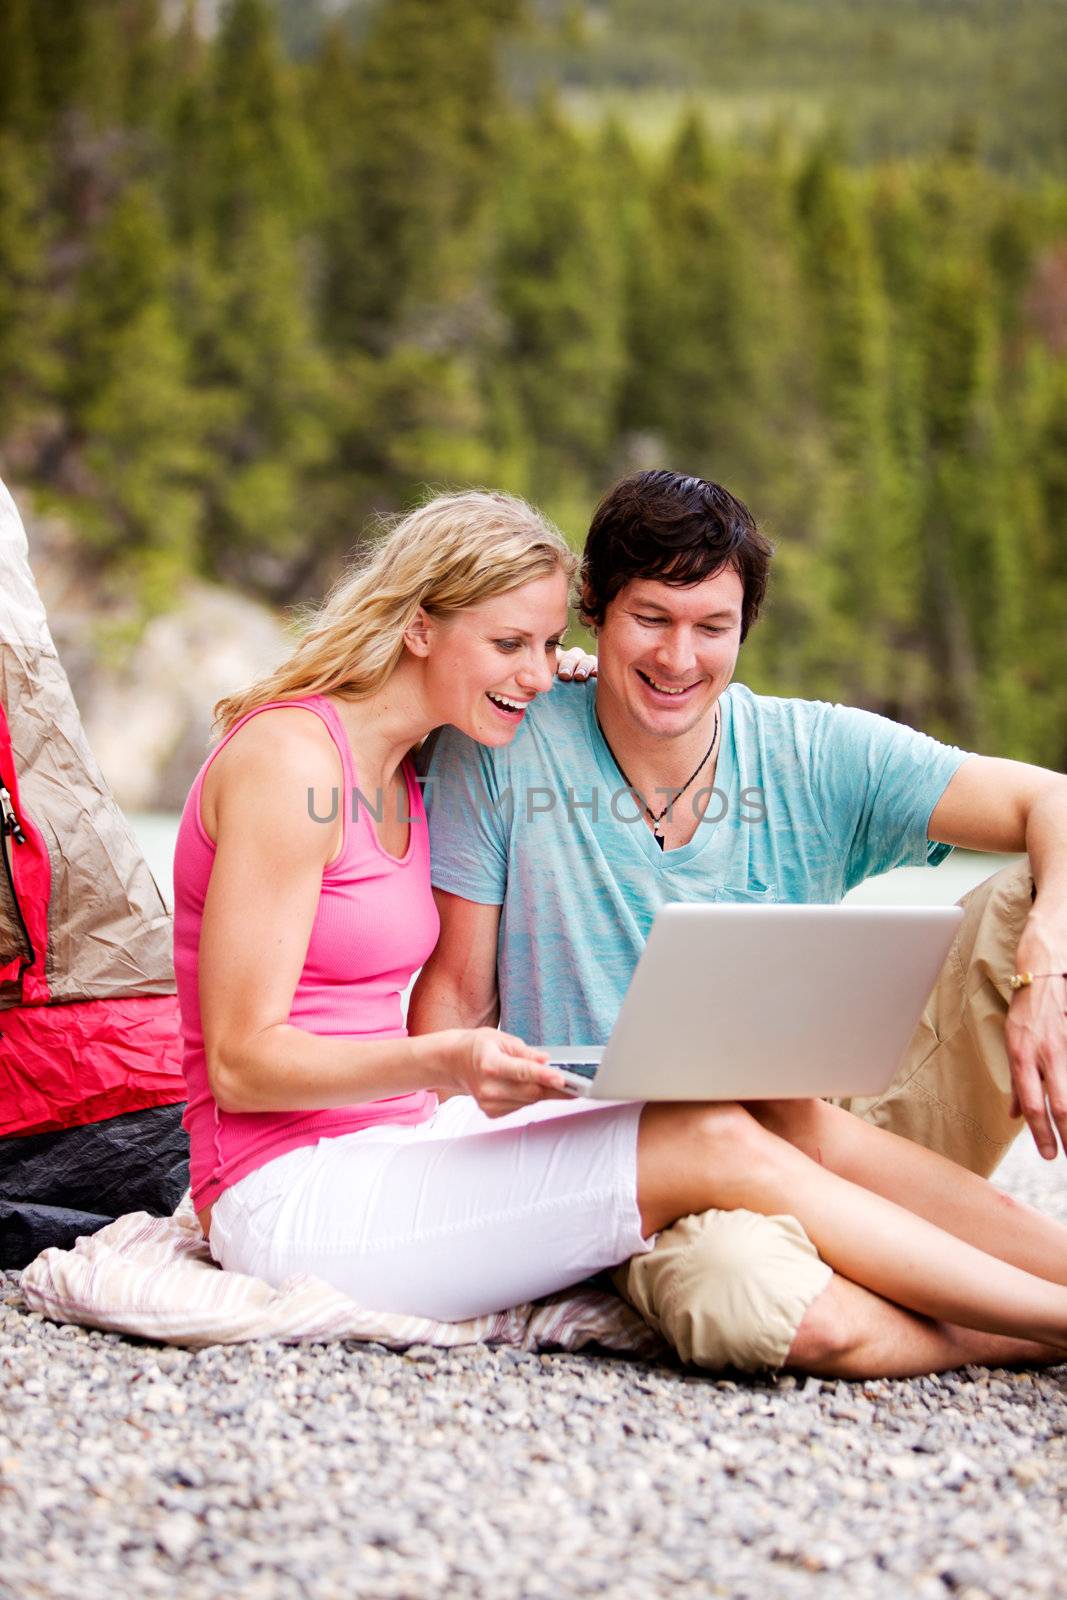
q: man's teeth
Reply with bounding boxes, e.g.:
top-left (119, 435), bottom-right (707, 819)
top-left (488, 691), bottom-right (526, 711)
top-left (642, 674), bottom-right (692, 696)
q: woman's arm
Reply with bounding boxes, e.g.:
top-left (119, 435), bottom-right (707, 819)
top-left (198, 713), bottom-right (566, 1117)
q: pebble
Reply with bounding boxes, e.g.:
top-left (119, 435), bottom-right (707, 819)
top-left (0, 1139), bottom-right (1064, 1599)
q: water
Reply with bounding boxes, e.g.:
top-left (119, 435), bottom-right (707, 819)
top-left (129, 811), bottom-right (1020, 912)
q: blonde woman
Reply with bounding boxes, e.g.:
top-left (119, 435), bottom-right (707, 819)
top-left (175, 490), bottom-right (1067, 1362)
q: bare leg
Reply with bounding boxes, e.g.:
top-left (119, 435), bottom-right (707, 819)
top-left (786, 1272), bottom-right (1064, 1379)
top-left (637, 1103), bottom-right (1067, 1352)
top-left (753, 1097), bottom-right (1067, 1285)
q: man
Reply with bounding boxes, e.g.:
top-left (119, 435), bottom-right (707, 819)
top-left (409, 469), bottom-right (1067, 1376)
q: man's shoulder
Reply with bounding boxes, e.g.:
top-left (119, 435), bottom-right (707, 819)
top-left (419, 680), bottom-right (593, 778)
top-left (727, 683), bottom-right (834, 742)
top-left (528, 678), bottom-right (595, 734)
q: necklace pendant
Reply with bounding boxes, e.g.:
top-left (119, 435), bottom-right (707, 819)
top-left (653, 820), bottom-right (665, 846)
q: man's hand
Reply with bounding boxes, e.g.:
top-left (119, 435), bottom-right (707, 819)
top-left (1006, 972), bottom-right (1067, 1160)
top-left (438, 1027), bottom-right (572, 1118)
top-left (930, 758), bottom-right (1067, 1158)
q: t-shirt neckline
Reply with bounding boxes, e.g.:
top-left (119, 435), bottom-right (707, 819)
top-left (584, 685), bottom-right (734, 870)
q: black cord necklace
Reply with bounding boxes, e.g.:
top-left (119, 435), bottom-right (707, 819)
top-left (595, 706), bottom-right (721, 849)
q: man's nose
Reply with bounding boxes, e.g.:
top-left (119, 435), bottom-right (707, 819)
top-left (655, 630), bottom-right (696, 677)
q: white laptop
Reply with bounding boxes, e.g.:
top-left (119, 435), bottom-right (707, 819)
top-left (549, 902), bottom-right (963, 1101)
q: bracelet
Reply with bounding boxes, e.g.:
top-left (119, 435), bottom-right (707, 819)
top-left (1009, 971), bottom-right (1067, 991)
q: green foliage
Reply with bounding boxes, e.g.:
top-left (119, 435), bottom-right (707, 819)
top-left (0, 135), bottom-right (59, 435)
top-left (527, 0), bottom-right (1067, 175)
top-left (204, 0), bottom-right (322, 237)
top-left (494, 99), bottom-right (625, 495)
top-left (62, 183), bottom-right (206, 601)
top-left (321, 0), bottom-right (520, 348)
top-left (1, 0), bottom-right (1066, 767)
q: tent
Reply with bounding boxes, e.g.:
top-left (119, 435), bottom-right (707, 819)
top-left (0, 479), bottom-right (188, 1267)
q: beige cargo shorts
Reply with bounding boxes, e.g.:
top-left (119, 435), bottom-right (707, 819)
top-left (613, 860), bottom-right (1034, 1373)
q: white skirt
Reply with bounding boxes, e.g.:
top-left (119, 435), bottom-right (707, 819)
top-left (208, 1094), bottom-right (652, 1322)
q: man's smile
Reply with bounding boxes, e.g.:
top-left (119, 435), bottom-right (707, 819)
top-left (635, 669), bottom-right (703, 702)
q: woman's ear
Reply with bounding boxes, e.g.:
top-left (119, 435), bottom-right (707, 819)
top-left (403, 607), bottom-right (433, 657)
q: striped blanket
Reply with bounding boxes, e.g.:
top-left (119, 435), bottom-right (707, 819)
top-left (19, 1196), bottom-right (667, 1357)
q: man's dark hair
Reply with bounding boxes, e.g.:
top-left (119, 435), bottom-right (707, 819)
top-left (580, 470), bottom-right (773, 642)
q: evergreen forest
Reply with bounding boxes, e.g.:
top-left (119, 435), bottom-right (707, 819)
top-left (1, 0), bottom-right (1066, 764)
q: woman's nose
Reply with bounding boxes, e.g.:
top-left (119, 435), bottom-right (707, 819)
top-left (517, 649), bottom-right (556, 694)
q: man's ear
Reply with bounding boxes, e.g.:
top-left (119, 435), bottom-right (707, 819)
top-left (403, 607), bottom-right (433, 658)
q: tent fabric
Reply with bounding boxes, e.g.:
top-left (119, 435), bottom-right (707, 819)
top-left (19, 1194), bottom-right (667, 1357)
top-left (0, 995), bottom-right (184, 1137)
top-left (0, 477), bottom-right (188, 1267)
top-left (0, 1102), bottom-right (189, 1267)
top-left (0, 700), bottom-right (50, 1002)
top-left (0, 479), bottom-right (178, 1014)
top-left (0, 478), bottom-right (186, 1140)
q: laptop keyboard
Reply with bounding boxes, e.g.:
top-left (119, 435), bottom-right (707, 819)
top-left (551, 1059), bottom-right (600, 1080)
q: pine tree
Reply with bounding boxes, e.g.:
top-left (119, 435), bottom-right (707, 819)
top-left (26, 0), bottom-right (123, 132)
top-left (163, 1), bottom-right (213, 242)
top-left (64, 182), bottom-right (205, 599)
top-left (193, 209), bottom-right (334, 593)
top-left (623, 114), bottom-right (766, 478)
top-left (204, 0), bottom-right (320, 239)
top-left (493, 99), bottom-right (625, 500)
top-left (793, 142), bottom-right (912, 704)
top-left (0, 0), bottom-right (39, 137)
top-left (322, 0), bottom-right (522, 351)
top-left (0, 135), bottom-right (59, 438)
top-left (917, 254), bottom-right (1025, 751)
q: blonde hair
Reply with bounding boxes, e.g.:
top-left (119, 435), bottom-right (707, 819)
top-left (215, 490), bottom-right (577, 732)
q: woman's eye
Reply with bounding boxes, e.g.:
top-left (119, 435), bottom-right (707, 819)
top-left (494, 640), bottom-right (521, 653)
top-left (546, 638), bottom-right (565, 653)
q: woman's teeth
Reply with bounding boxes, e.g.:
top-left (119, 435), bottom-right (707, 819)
top-left (487, 691), bottom-right (526, 712)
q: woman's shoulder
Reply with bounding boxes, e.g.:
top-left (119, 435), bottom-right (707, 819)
top-left (217, 702), bottom-right (343, 770)
top-left (201, 704), bottom-right (344, 844)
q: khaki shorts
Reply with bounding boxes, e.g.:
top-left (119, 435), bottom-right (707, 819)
top-left (614, 860), bottom-right (1033, 1373)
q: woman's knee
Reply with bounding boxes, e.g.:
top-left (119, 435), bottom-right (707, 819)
top-left (639, 1100), bottom-right (768, 1168)
top-left (636, 1102), bottom-right (786, 1232)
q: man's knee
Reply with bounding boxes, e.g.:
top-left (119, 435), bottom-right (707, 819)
top-left (840, 859), bottom-right (1032, 1173)
top-left (784, 1280), bottom-right (857, 1369)
top-left (615, 1206), bottom-right (832, 1374)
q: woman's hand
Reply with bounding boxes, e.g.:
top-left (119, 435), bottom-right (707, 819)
top-left (439, 1027), bottom-right (572, 1118)
top-left (555, 645), bottom-right (598, 681)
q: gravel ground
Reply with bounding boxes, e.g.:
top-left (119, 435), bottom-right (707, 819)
top-left (1, 1139), bottom-right (1065, 1600)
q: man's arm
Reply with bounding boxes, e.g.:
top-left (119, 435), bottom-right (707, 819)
top-left (408, 889), bottom-right (502, 1035)
top-left (929, 754), bottom-right (1067, 1159)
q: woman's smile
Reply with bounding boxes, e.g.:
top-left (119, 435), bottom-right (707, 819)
top-left (485, 689), bottom-right (534, 724)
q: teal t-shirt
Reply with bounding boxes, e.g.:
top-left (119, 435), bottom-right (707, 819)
top-left (420, 681), bottom-right (968, 1047)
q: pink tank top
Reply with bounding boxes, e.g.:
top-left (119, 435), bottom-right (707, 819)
top-left (174, 695), bottom-right (441, 1210)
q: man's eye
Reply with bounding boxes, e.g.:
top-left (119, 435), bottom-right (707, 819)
top-left (636, 615), bottom-right (666, 626)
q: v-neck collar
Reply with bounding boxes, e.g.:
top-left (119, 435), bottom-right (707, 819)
top-left (586, 687), bottom-right (734, 870)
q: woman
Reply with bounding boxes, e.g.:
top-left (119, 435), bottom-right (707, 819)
top-left (176, 489), bottom-right (1067, 1367)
